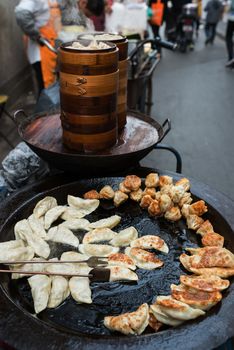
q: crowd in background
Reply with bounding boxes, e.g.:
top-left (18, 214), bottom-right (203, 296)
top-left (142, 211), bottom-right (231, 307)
top-left (14, 0), bottom-right (234, 94)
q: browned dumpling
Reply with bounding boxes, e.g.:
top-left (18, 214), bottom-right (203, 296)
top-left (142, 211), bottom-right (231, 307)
top-left (159, 194), bottom-right (173, 213)
top-left (180, 274), bottom-right (230, 292)
top-left (186, 246), bottom-right (234, 268)
top-left (143, 187), bottom-right (157, 198)
top-left (130, 235), bottom-right (169, 254)
top-left (181, 204), bottom-right (190, 218)
top-left (125, 247), bottom-right (164, 270)
top-left (130, 188), bottom-right (143, 202)
top-left (178, 192), bottom-right (193, 207)
top-left (108, 253), bottom-right (136, 270)
top-left (148, 312), bottom-right (163, 332)
top-left (140, 195), bottom-right (154, 209)
top-left (145, 173), bottom-right (159, 188)
top-left (83, 190), bottom-right (100, 200)
top-left (189, 200), bottom-right (208, 216)
top-left (201, 232), bottom-right (224, 248)
top-left (164, 206), bottom-right (182, 222)
top-left (160, 185), bottom-right (173, 196)
top-left (119, 182), bottom-right (131, 194)
top-left (159, 175), bottom-right (173, 188)
top-left (113, 190), bottom-right (128, 207)
top-left (104, 303), bottom-right (149, 335)
top-left (99, 185), bottom-right (115, 199)
top-left (171, 283), bottom-right (222, 310)
top-left (186, 214), bottom-right (204, 230)
top-left (175, 178), bottom-right (190, 192)
top-left (123, 175), bottom-right (141, 191)
top-left (196, 220), bottom-right (214, 236)
top-left (169, 185), bottom-right (185, 204)
top-left (148, 200), bottom-right (161, 216)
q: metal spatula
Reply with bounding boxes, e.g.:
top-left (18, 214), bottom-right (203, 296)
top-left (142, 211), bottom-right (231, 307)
top-left (0, 267), bottom-right (111, 282)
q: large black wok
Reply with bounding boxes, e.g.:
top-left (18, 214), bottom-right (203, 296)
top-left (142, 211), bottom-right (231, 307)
top-left (0, 169), bottom-right (233, 350)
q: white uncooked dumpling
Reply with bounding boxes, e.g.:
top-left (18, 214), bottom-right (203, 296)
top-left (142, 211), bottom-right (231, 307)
top-left (15, 219), bottom-right (50, 259)
top-left (69, 277), bottom-right (92, 304)
top-left (47, 276), bottom-right (70, 308)
top-left (109, 266), bottom-right (138, 282)
top-left (44, 206), bottom-right (66, 230)
top-left (28, 275), bottom-right (51, 314)
top-left (89, 215), bottom-right (121, 230)
top-left (130, 235), bottom-right (169, 254)
top-left (67, 195), bottom-right (99, 217)
top-left (110, 226), bottom-right (138, 247)
top-left (0, 246), bottom-right (34, 262)
top-left (155, 295), bottom-right (206, 320)
top-left (150, 304), bottom-right (184, 326)
top-left (61, 206), bottom-right (85, 221)
top-left (47, 226), bottom-right (79, 248)
top-left (33, 196), bottom-right (57, 219)
top-left (125, 247), bottom-right (163, 270)
top-left (11, 257), bottom-right (46, 279)
top-left (83, 228), bottom-right (117, 244)
top-left (28, 214), bottom-right (47, 239)
top-left (60, 218), bottom-right (90, 231)
top-left (79, 244), bottom-right (119, 257)
top-left (60, 251), bottom-right (91, 274)
top-left (46, 261), bottom-right (76, 276)
top-left (0, 240), bottom-right (24, 251)
top-left (104, 303), bottom-right (149, 335)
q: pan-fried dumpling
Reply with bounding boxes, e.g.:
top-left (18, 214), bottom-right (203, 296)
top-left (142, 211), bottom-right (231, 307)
top-left (11, 257), bottom-right (46, 279)
top-left (148, 200), bottom-right (161, 216)
top-left (47, 226), bottom-right (79, 248)
top-left (110, 226), bottom-right (138, 247)
top-left (130, 189), bottom-right (143, 202)
top-left (164, 206), bottom-right (182, 222)
top-left (14, 219), bottom-right (50, 259)
top-left (123, 175), bottom-right (142, 191)
top-left (143, 187), bottom-right (157, 198)
top-left (186, 214), bottom-right (204, 230)
top-left (28, 214), bottom-right (47, 239)
top-left (0, 240), bottom-right (24, 251)
top-left (44, 206), bottom-right (66, 230)
top-left (79, 244), bottom-right (119, 257)
top-left (181, 204), bottom-right (190, 218)
top-left (67, 195), bottom-right (99, 216)
top-left (159, 175), bottom-right (173, 188)
top-left (69, 277), bottom-right (92, 304)
top-left (186, 246), bottom-right (234, 268)
top-left (171, 283), bottom-right (222, 310)
top-left (47, 276), bottom-right (70, 308)
top-left (155, 295), bottom-right (205, 320)
top-left (104, 303), bottom-right (149, 335)
top-left (201, 232), bottom-right (224, 247)
top-left (119, 182), bottom-right (131, 194)
top-left (150, 304), bottom-right (184, 326)
top-left (60, 218), bottom-right (90, 231)
top-left (113, 191), bottom-right (128, 207)
top-left (169, 185), bottom-right (185, 204)
top-left (140, 195), bottom-right (154, 209)
top-left (189, 200), bottom-right (208, 216)
top-left (159, 194), bottom-right (173, 213)
top-left (28, 275), bottom-right (51, 313)
top-left (108, 253), bottom-right (136, 270)
top-left (60, 251), bottom-right (91, 274)
top-left (130, 235), bottom-right (169, 254)
top-left (148, 312), bottom-right (163, 332)
top-left (180, 274), bottom-right (230, 292)
top-left (83, 190), bottom-right (100, 200)
top-left (175, 178), bottom-right (190, 192)
top-left (178, 192), bottom-right (193, 207)
top-left (0, 245), bottom-right (34, 263)
top-left (109, 266), bottom-right (138, 282)
top-left (145, 173), bottom-right (159, 188)
top-left (89, 215), bottom-right (121, 229)
top-left (83, 228), bottom-right (117, 244)
top-left (99, 185), bottom-right (115, 199)
top-left (125, 247), bottom-right (163, 270)
top-left (61, 206), bottom-right (85, 221)
top-left (196, 220), bottom-right (214, 236)
top-left (33, 196), bottom-right (57, 219)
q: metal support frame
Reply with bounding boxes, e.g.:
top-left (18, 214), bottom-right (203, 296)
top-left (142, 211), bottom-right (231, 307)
top-left (154, 143), bottom-right (182, 174)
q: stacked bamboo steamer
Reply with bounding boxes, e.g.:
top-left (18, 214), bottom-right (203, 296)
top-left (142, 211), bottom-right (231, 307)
top-left (59, 40), bottom-right (119, 152)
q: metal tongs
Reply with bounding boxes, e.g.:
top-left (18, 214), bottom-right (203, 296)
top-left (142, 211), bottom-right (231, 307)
top-left (0, 257), bottom-right (110, 282)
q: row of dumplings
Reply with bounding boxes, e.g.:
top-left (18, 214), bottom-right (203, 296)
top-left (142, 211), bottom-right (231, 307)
top-left (104, 272), bottom-right (230, 335)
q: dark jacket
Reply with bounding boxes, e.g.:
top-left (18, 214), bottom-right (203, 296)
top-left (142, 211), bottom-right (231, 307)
top-left (204, 0), bottom-right (223, 24)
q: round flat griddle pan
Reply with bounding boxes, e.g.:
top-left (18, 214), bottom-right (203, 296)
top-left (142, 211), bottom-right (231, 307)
top-left (0, 170), bottom-right (233, 350)
top-left (15, 110), bottom-right (170, 174)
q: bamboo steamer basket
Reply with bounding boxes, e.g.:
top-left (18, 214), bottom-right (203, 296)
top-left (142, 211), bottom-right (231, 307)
top-left (79, 33), bottom-right (129, 130)
top-left (59, 40), bottom-right (119, 152)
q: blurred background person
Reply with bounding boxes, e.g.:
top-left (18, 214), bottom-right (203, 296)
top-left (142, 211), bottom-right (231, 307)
top-left (225, 0), bottom-right (234, 66)
top-left (148, 0), bottom-right (168, 39)
top-left (204, 0), bottom-right (223, 45)
top-left (15, 0), bottom-right (61, 95)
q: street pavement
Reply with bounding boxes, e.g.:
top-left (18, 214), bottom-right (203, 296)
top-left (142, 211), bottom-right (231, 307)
top-left (141, 30), bottom-right (234, 200)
